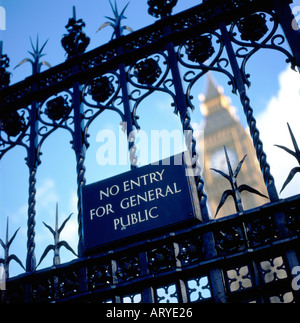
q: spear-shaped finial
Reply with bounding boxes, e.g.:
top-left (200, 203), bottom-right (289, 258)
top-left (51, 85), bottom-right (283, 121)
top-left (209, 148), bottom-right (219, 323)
top-left (96, 0), bottom-right (133, 39)
top-left (72, 5), bottom-right (76, 20)
top-left (0, 217), bottom-right (25, 279)
top-left (14, 35), bottom-right (51, 75)
top-left (36, 204), bottom-right (77, 268)
top-left (211, 146), bottom-right (268, 217)
top-left (275, 122), bottom-right (300, 193)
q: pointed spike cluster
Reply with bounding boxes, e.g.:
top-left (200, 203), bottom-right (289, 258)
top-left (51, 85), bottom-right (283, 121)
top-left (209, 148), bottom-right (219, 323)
top-left (224, 146), bottom-right (233, 177)
top-left (28, 36), bottom-right (48, 59)
top-left (211, 146), bottom-right (268, 217)
top-left (287, 122), bottom-right (300, 156)
top-left (36, 203), bottom-right (77, 269)
top-left (14, 36), bottom-right (51, 74)
top-left (96, 0), bottom-right (132, 39)
top-left (55, 203), bottom-right (59, 234)
top-left (274, 122), bottom-right (300, 193)
top-left (0, 217), bottom-right (25, 278)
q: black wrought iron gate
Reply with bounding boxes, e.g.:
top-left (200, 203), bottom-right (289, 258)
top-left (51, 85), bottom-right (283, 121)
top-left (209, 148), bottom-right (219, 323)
top-left (1, 0), bottom-right (300, 303)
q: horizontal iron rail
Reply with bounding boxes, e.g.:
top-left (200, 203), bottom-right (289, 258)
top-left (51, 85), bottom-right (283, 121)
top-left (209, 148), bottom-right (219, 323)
top-left (5, 193), bottom-right (300, 302)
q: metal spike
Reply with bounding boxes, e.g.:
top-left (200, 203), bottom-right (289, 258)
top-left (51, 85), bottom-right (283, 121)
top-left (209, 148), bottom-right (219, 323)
top-left (5, 217), bottom-right (8, 246)
top-left (36, 35), bottom-right (39, 54)
top-left (55, 203), bottom-right (58, 238)
top-left (287, 122), bottom-right (300, 156)
top-left (72, 6), bottom-right (76, 20)
top-left (275, 122), bottom-right (300, 192)
top-left (224, 146), bottom-right (233, 178)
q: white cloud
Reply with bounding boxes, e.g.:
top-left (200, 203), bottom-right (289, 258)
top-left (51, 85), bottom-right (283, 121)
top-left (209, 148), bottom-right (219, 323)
top-left (59, 191), bottom-right (78, 254)
top-left (36, 178), bottom-right (59, 210)
top-left (257, 66), bottom-right (300, 198)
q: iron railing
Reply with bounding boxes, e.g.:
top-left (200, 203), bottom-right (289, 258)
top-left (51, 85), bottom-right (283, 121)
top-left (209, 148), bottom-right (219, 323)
top-left (1, 0), bottom-right (300, 303)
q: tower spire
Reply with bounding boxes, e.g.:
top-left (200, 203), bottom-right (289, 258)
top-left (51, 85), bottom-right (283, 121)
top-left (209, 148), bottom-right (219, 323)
top-left (204, 73), bottom-right (221, 102)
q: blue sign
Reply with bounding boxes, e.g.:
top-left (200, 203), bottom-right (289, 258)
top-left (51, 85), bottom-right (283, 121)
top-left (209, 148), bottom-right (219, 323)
top-left (82, 153), bottom-right (202, 253)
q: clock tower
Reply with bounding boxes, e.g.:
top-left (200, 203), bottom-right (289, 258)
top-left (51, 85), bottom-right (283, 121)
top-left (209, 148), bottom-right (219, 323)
top-left (199, 74), bottom-right (268, 218)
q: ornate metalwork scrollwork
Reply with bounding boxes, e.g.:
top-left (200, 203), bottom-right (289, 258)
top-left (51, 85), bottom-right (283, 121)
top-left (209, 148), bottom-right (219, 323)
top-left (0, 106), bottom-right (31, 159)
top-left (178, 30), bottom-right (237, 110)
top-left (88, 262), bottom-right (112, 289)
top-left (56, 270), bottom-right (79, 299)
top-left (0, 111), bottom-right (26, 138)
top-left (147, 0), bottom-right (178, 18)
top-left (246, 216), bottom-right (279, 246)
top-left (82, 71), bottom-right (125, 126)
top-left (38, 91), bottom-right (74, 148)
top-left (230, 11), bottom-right (296, 86)
top-left (0, 47), bottom-right (10, 88)
top-left (215, 226), bottom-right (245, 254)
top-left (116, 256), bottom-right (141, 282)
top-left (148, 245), bottom-right (175, 273)
top-left (88, 76), bottom-right (115, 104)
top-left (178, 236), bottom-right (205, 265)
top-left (44, 95), bottom-right (71, 121)
top-left (133, 58), bottom-right (162, 86)
top-left (184, 35), bottom-right (215, 65)
top-left (237, 13), bottom-right (269, 42)
top-left (61, 8), bottom-right (90, 58)
top-left (128, 52), bottom-right (177, 128)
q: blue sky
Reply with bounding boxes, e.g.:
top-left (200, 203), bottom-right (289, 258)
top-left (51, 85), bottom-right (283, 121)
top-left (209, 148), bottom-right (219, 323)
top-left (1, 0), bottom-right (300, 277)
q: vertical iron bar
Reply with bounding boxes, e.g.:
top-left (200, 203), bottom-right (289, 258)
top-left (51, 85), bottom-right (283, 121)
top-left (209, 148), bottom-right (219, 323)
top-left (72, 76), bottom-right (89, 297)
top-left (26, 102), bottom-right (39, 273)
top-left (25, 98), bottom-right (39, 303)
top-left (119, 62), bottom-right (137, 169)
top-left (72, 78), bottom-right (86, 258)
top-left (111, 259), bottom-right (121, 303)
top-left (139, 251), bottom-right (155, 303)
top-left (218, 20), bottom-right (279, 202)
top-left (25, 52), bottom-right (43, 274)
top-left (164, 25), bottom-right (210, 222)
top-left (112, 12), bottom-right (137, 170)
top-left (24, 46), bottom-right (45, 301)
top-left (164, 25), bottom-right (227, 302)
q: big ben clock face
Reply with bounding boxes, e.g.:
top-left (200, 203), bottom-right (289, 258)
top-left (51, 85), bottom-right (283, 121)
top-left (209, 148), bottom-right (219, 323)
top-left (210, 148), bottom-right (238, 173)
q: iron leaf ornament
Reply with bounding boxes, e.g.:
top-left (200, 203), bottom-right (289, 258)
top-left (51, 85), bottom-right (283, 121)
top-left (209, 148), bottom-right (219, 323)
top-left (0, 110), bottom-right (26, 137)
top-left (0, 218), bottom-right (25, 279)
top-left (237, 13), bottom-right (269, 42)
top-left (88, 76), bottom-right (115, 103)
top-left (36, 204), bottom-right (77, 268)
top-left (185, 35), bottom-right (215, 64)
top-left (133, 57), bottom-right (162, 85)
top-left (274, 123), bottom-right (300, 193)
top-left (211, 146), bottom-right (268, 217)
